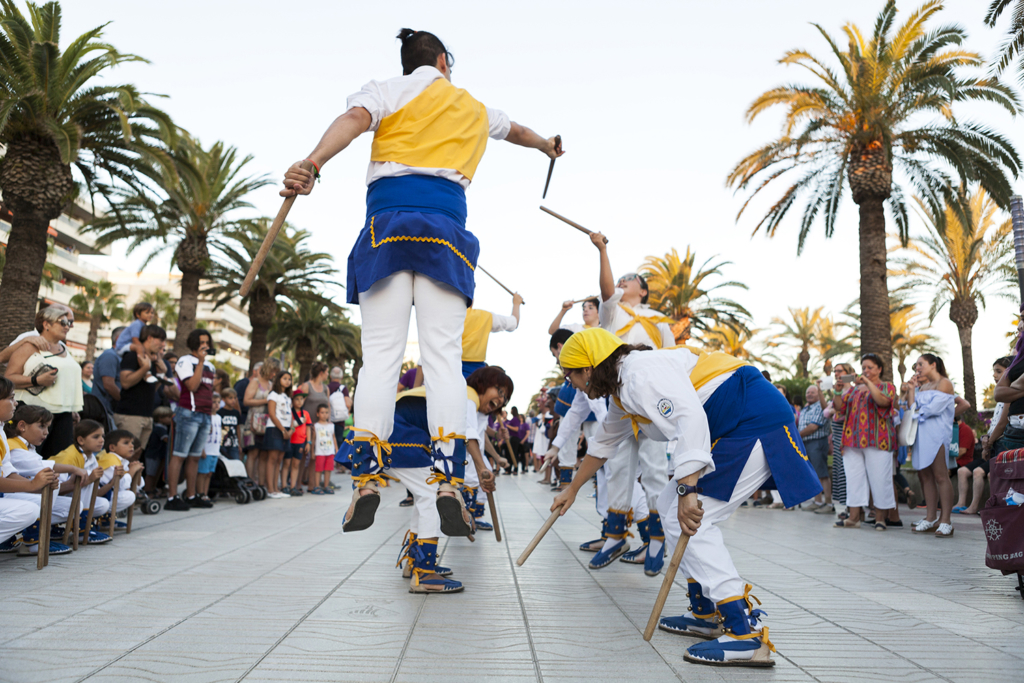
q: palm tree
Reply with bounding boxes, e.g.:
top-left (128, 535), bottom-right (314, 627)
top-left (69, 279), bottom-right (127, 360)
top-left (142, 288), bottom-right (178, 329)
top-left (769, 306), bottom-right (826, 378)
top-left (0, 239), bottom-right (62, 289)
top-left (640, 247), bottom-right (750, 342)
top-left (811, 315), bottom-right (856, 376)
top-left (890, 304), bottom-right (941, 384)
top-left (204, 219), bottom-right (341, 371)
top-left (890, 188), bottom-right (1015, 408)
top-left (698, 323), bottom-right (766, 364)
top-left (83, 135), bottom-right (271, 354)
top-left (268, 300), bottom-right (361, 382)
top-left (987, 1), bottom-right (1024, 84)
top-left (728, 0), bottom-right (1020, 380)
top-left (0, 0), bottom-right (174, 344)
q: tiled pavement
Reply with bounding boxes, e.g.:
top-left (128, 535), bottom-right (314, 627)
top-left (1, 475), bottom-right (1022, 683)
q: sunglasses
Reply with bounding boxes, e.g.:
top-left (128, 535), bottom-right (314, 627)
top-left (57, 318), bottom-right (73, 328)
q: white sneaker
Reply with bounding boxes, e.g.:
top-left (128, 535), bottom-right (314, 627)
top-left (268, 491), bottom-right (290, 499)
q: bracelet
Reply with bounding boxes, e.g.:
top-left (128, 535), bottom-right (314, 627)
top-left (306, 159), bottom-right (321, 182)
top-left (31, 375), bottom-right (38, 387)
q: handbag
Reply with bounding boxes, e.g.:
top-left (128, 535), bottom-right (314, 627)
top-left (250, 411), bottom-right (268, 436)
top-left (26, 363), bottom-right (57, 396)
top-left (898, 402), bottom-right (918, 447)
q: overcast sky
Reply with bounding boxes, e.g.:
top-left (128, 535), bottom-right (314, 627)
top-left (62, 0), bottom-right (1023, 407)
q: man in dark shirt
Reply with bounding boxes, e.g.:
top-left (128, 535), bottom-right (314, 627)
top-left (91, 326), bottom-right (127, 430)
top-left (114, 325), bottom-right (167, 449)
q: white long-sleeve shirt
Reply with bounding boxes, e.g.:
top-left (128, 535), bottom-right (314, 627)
top-left (347, 66), bottom-right (511, 189)
top-left (552, 390), bottom-right (608, 450)
top-left (588, 348), bottom-right (735, 482)
top-left (599, 288), bottom-right (674, 348)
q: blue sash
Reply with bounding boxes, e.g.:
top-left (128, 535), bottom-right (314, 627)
top-left (348, 175), bottom-right (478, 304)
top-left (697, 366), bottom-right (822, 506)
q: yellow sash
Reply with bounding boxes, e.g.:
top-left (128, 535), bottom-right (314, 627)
top-left (97, 451), bottom-right (122, 470)
top-left (462, 309), bottom-right (493, 362)
top-left (49, 443), bottom-right (85, 468)
top-left (371, 78), bottom-right (490, 180)
top-left (615, 304), bottom-right (676, 349)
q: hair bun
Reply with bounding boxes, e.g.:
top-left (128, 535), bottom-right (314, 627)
top-left (397, 28), bottom-right (417, 43)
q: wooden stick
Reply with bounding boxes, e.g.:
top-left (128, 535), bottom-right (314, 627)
top-left (516, 503), bottom-right (564, 566)
top-left (240, 160), bottom-right (314, 297)
top-left (572, 296), bottom-right (598, 304)
top-left (82, 484), bottom-right (98, 546)
top-left (477, 265), bottom-right (522, 304)
top-left (643, 499), bottom-right (703, 641)
top-left (108, 474), bottom-right (119, 539)
top-left (504, 442), bottom-right (518, 472)
top-left (540, 206), bottom-right (608, 244)
top-left (64, 476), bottom-right (82, 549)
top-left (486, 491), bottom-right (501, 542)
top-left (37, 485), bottom-right (52, 570)
top-left (127, 469), bottom-right (142, 534)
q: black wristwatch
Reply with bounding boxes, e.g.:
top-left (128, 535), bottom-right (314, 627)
top-left (676, 483), bottom-right (702, 497)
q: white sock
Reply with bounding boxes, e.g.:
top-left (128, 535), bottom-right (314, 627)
top-left (601, 537), bottom-right (621, 553)
top-left (649, 539), bottom-right (664, 559)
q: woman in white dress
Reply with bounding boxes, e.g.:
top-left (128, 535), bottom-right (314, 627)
top-left (905, 354), bottom-right (956, 537)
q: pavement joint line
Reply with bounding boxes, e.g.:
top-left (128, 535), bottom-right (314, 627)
top-left (0, 499), bottom-right (341, 649)
top-left (388, 536), bottom-right (447, 683)
top-left (721, 526), bottom-right (961, 682)
top-left (72, 504), bottom-right (366, 683)
top-left (724, 514), bottom-right (1024, 664)
top-left (501, 478), bottom-right (547, 683)
top-left (236, 523), bottom-right (406, 682)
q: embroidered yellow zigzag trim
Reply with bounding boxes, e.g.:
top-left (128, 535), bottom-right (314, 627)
top-left (783, 425), bottom-right (809, 461)
top-left (370, 216), bottom-right (475, 271)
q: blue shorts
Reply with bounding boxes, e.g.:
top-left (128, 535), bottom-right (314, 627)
top-left (263, 425), bottom-right (286, 452)
top-left (173, 407), bottom-right (211, 458)
top-left (284, 441), bottom-right (305, 460)
top-left (197, 454), bottom-right (219, 474)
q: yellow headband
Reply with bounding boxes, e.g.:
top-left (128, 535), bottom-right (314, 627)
top-left (559, 328), bottom-right (625, 370)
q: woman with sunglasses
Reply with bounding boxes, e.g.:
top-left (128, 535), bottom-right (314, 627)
top-left (282, 29), bottom-right (562, 535)
top-left (6, 306), bottom-right (83, 457)
top-left (579, 231), bottom-right (677, 575)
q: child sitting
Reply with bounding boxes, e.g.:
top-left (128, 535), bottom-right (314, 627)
top-left (143, 406), bottom-right (173, 495)
top-left (0, 378), bottom-right (61, 554)
top-left (100, 430), bottom-right (142, 531)
top-left (311, 405), bottom-right (337, 495)
top-left (196, 396), bottom-right (222, 505)
top-left (50, 420), bottom-right (113, 544)
top-left (5, 405), bottom-right (85, 554)
top-left (114, 302), bottom-right (155, 359)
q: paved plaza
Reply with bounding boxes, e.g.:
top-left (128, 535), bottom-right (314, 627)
top-left (1, 475), bottom-right (1022, 683)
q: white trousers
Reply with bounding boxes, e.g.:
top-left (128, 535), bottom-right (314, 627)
top-left (596, 465), bottom-right (608, 519)
top-left (606, 434), bottom-right (669, 514)
top-left (357, 271), bottom-right (467, 457)
top-left (7, 491), bottom-right (73, 523)
top-left (842, 447), bottom-right (896, 509)
top-left (659, 443), bottom-right (771, 603)
top-left (77, 483), bottom-right (111, 518)
top-left (633, 481), bottom-right (649, 521)
top-left (390, 467), bottom-right (441, 538)
top-left (558, 425), bottom-right (581, 468)
top-left (0, 498), bottom-right (40, 541)
top-left (113, 490), bottom-right (136, 513)
top-left (463, 449), bottom-right (493, 488)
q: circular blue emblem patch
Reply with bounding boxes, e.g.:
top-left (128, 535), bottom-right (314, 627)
top-left (657, 398), bottom-right (674, 417)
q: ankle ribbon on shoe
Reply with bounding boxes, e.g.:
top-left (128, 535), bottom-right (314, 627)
top-left (727, 626), bottom-right (776, 652)
top-left (397, 530), bottom-right (417, 568)
top-left (353, 429), bottom-right (392, 469)
top-left (425, 471), bottom-right (465, 487)
top-left (352, 473), bottom-right (386, 490)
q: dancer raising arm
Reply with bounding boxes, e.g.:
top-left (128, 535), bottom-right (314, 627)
top-left (281, 29), bottom-right (562, 535)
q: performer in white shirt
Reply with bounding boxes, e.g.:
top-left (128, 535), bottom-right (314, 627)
top-left (583, 231), bottom-right (675, 575)
top-left (553, 328), bottom-right (821, 668)
top-left (547, 297), bottom-right (600, 335)
top-left (282, 29), bottom-right (561, 537)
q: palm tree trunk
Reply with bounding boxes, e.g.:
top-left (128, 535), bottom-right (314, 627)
top-left (174, 270), bottom-right (202, 355)
top-left (857, 197), bottom-right (893, 381)
top-left (296, 336), bottom-right (315, 383)
top-left (956, 322), bottom-right (977, 413)
top-left (799, 345), bottom-right (810, 378)
top-left (249, 321), bottom-right (270, 372)
top-left (0, 209), bottom-right (49, 346)
top-left (85, 321), bottom-right (98, 362)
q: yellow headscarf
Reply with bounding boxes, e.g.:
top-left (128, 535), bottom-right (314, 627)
top-left (559, 328), bottom-right (625, 370)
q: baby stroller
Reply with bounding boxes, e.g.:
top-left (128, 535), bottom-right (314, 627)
top-left (980, 448), bottom-right (1024, 600)
top-left (209, 455), bottom-right (263, 504)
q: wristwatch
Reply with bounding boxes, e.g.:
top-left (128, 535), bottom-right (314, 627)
top-left (676, 483), bottom-right (702, 497)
